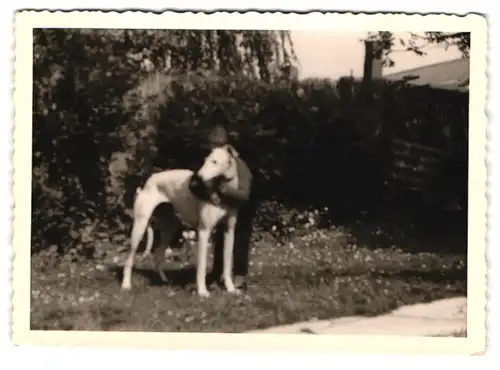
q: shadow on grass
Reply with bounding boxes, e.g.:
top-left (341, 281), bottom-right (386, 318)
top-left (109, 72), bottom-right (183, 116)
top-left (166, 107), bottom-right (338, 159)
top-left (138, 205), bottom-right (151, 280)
top-left (31, 305), bottom-right (128, 331)
top-left (262, 261), bottom-right (467, 304)
top-left (109, 264), bottom-right (199, 288)
top-left (340, 212), bottom-right (468, 255)
top-left (299, 267), bottom-right (466, 287)
top-left (369, 268), bottom-right (467, 284)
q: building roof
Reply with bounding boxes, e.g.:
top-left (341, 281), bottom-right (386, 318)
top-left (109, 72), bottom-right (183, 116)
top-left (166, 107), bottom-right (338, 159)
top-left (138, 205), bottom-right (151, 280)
top-left (383, 58), bottom-right (469, 93)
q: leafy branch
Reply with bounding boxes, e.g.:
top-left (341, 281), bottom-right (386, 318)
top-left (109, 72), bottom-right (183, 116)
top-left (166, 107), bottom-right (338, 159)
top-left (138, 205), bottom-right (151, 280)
top-left (362, 31), bottom-right (470, 67)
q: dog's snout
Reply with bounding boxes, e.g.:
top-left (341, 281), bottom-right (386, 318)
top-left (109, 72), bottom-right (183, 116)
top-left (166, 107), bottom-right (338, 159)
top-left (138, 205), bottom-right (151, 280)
top-left (190, 172), bottom-right (206, 189)
top-left (195, 170), bottom-right (206, 182)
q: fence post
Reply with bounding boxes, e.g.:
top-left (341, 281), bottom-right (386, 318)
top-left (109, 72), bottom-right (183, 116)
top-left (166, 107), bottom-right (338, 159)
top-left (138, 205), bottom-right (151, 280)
top-left (362, 40), bottom-right (383, 100)
top-left (363, 41), bottom-right (383, 84)
top-left (362, 40), bottom-right (388, 207)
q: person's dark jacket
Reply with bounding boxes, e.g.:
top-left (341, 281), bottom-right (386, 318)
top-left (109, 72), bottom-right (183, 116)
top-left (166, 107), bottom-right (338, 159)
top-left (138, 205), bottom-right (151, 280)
top-left (221, 156), bottom-right (252, 207)
top-left (189, 156), bottom-right (253, 208)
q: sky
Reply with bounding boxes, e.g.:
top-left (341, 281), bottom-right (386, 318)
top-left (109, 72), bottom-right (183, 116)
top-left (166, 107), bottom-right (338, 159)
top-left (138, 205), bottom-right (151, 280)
top-left (290, 30), bottom-right (462, 79)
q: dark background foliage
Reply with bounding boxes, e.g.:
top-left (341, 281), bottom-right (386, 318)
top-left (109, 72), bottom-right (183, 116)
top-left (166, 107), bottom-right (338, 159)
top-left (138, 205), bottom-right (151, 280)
top-left (32, 28), bottom-right (468, 257)
top-left (30, 28), bottom-right (469, 333)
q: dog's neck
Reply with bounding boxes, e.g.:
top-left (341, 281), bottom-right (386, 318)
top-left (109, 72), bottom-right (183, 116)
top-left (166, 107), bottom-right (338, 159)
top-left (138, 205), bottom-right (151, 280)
top-left (222, 156), bottom-right (238, 184)
top-left (216, 171), bottom-right (237, 188)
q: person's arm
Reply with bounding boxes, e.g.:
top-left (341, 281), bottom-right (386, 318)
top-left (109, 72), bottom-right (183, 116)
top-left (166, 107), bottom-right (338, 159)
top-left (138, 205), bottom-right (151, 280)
top-left (221, 179), bottom-right (251, 202)
top-left (220, 158), bottom-right (253, 204)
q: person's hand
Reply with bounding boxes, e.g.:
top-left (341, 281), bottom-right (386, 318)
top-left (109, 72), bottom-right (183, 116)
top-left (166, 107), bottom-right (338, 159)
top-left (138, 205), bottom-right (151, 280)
top-left (219, 182), bottom-right (235, 195)
top-left (218, 182), bottom-right (228, 194)
top-left (210, 192), bottom-right (222, 206)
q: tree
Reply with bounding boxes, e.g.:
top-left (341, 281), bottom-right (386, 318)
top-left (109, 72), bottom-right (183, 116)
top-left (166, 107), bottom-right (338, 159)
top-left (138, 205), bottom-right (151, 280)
top-left (363, 31), bottom-right (470, 67)
top-left (32, 29), bottom-right (299, 251)
top-left (33, 28), bottom-right (299, 170)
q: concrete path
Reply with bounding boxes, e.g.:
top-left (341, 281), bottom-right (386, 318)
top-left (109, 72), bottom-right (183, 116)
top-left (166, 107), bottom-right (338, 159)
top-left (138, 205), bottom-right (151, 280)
top-left (247, 296), bottom-right (467, 336)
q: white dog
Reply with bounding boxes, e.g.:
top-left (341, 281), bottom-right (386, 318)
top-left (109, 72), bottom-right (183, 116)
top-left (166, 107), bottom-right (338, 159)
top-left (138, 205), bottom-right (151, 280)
top-left (121, 144), bottom-right (241, 298)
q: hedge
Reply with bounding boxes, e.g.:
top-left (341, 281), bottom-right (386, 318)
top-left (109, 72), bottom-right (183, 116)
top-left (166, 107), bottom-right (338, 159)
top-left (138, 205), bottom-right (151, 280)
top-left (31, 72), bottom-right (468, 254)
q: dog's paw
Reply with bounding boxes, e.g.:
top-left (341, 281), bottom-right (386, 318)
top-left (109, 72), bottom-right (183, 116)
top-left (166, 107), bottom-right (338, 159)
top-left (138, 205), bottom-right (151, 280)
top-left (121, 283), bottom-right (131, 290)
top-left (227, 287), bottom-right (241, 296)
top-left (198, 290), bottom-right (211, 299)
top-left (158, 271), bottom-right (168, 283)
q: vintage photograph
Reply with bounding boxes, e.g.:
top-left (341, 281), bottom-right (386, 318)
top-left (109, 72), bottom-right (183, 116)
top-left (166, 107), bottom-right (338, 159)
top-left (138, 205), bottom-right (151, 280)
top-left (13, 11), bottom-right (487, 353)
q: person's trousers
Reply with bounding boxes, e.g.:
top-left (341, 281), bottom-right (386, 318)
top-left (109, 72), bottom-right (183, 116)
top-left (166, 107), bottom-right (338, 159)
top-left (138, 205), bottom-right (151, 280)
top-left (211, 200), bottom-right (257, 277)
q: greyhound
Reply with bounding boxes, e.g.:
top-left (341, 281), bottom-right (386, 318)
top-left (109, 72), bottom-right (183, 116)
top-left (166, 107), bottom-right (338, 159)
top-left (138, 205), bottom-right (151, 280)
top-left (120, 144), bottom-right (241, 298)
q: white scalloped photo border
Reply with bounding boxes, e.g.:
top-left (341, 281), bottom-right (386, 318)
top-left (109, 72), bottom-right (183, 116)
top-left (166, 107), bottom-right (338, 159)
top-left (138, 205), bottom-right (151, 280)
top-left (12, 11), bottom-right (488, 355)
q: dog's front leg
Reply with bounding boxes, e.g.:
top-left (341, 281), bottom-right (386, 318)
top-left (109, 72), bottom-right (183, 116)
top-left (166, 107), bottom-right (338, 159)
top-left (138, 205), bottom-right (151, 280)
top-left (196, 227), bottom-right (211, 298)
top-left (223, 215), bottom-right (240, 295)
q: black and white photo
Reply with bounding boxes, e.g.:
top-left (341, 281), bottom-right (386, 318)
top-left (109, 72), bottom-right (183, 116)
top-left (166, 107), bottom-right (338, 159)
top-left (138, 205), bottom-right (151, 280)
top-left (12, 11), bottom-right (487, 354)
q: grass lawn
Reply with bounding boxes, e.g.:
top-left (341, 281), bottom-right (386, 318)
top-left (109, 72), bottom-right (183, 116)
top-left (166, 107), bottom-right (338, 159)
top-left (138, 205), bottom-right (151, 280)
top-left (30, 220), bottom-right (467, 333)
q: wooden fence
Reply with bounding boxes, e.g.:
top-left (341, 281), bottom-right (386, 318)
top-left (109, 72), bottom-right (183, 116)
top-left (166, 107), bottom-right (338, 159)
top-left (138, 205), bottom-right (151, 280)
top-left (378, 85), bottom-right (469, 212)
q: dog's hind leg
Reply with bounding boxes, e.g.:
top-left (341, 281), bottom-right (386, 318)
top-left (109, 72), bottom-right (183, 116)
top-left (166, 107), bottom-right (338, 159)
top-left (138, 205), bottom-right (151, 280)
top-left (154, 209), bottom-right (182, 283)
top-left (139, 226), bottom-right (154, 261)
top-left (121, 189), bottom-right (159, 290)
top-left (121, 215), bottom-right (150, 290)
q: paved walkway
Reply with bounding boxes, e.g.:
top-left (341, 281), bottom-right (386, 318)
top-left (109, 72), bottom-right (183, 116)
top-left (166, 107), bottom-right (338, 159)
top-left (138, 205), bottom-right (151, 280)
top-left (246, 296), bottom-right (467, 336)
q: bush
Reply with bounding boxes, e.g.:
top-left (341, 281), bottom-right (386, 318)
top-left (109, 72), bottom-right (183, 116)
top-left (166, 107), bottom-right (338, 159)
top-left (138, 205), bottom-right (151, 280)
top-left (32, 66), bottom-right (468, 255)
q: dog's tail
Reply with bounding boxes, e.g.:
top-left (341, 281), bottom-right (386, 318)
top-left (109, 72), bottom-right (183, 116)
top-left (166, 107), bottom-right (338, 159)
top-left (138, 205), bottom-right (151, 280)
top-left (139, 225), bottom-right (154, 261)
top-left (133, 186), bottom-right (155, 261)
top-left (129, 186), bottom-right (157, 261)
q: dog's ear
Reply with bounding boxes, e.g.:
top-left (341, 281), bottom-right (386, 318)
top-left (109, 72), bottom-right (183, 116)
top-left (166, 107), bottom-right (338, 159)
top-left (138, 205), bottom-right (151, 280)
top-left (135, 187), bottom-right (142, 200)
top-left (225, 144), bottom-right (239, 158)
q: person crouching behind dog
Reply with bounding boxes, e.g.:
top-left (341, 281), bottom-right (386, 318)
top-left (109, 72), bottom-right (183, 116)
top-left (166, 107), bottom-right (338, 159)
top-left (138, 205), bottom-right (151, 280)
top-left (189, 123), bottom-right (256, 290)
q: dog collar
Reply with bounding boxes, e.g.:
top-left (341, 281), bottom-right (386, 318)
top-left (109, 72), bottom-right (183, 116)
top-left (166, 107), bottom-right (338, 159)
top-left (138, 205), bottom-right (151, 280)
top-left (221, 175), bottom-right (235, 184)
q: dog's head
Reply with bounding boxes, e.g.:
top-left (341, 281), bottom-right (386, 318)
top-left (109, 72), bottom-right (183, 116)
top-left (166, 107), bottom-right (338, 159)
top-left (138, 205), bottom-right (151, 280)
top-left (197, 144), bottom-right (238, 184)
